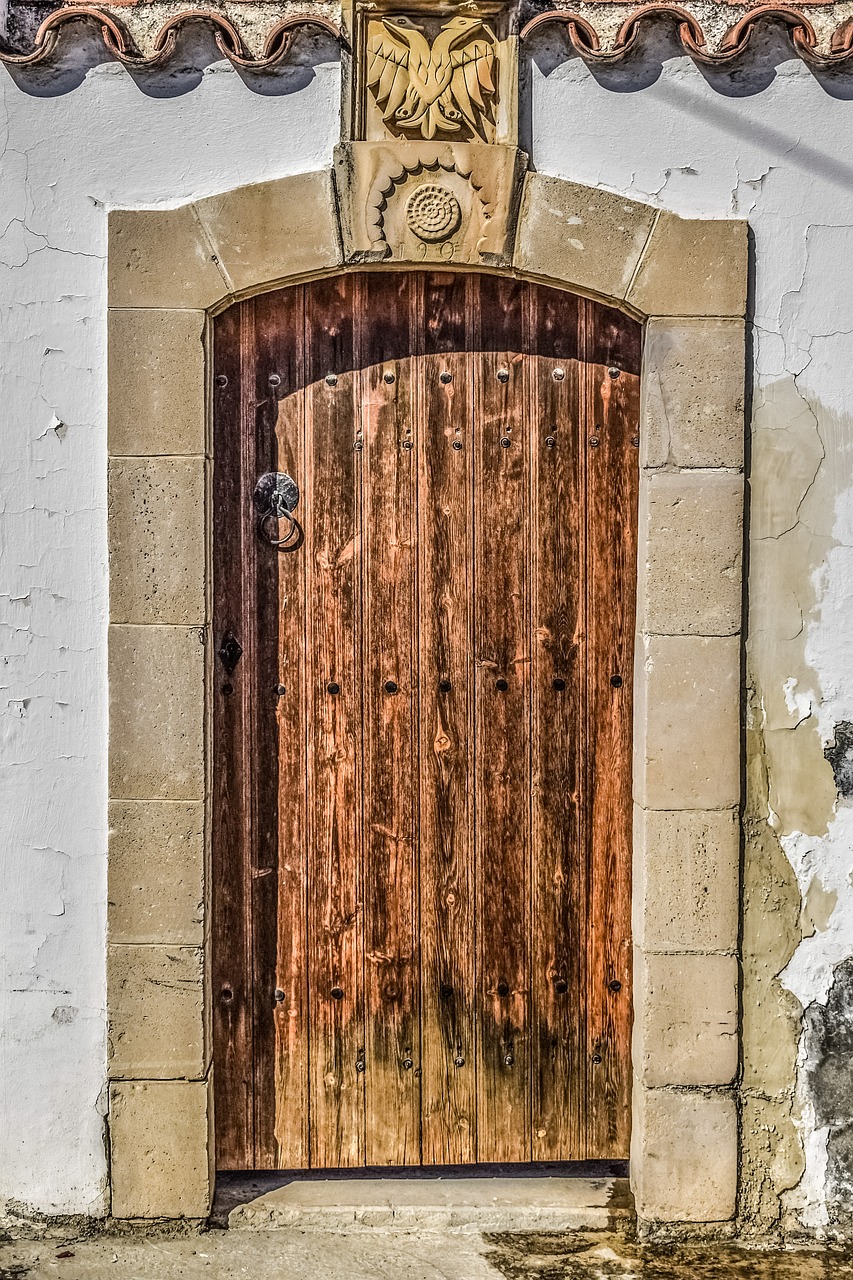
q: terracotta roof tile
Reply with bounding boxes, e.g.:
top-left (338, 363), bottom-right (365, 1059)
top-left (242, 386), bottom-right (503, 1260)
top-left (2, 0), bottom-right (853, 69)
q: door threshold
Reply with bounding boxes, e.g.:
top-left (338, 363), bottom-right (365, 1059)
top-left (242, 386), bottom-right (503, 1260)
top-left (216, 1164), bottom-right (632, 1232)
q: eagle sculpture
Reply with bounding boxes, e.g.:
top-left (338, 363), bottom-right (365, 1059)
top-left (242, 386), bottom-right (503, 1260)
top-left (366, 14), bottom-right (497, 142)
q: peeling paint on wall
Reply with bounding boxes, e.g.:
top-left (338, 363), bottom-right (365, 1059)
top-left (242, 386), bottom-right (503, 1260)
top-left (824, 724), bottom-right (853, 799)
top-left (531, 49), bottom-right (853, 1238)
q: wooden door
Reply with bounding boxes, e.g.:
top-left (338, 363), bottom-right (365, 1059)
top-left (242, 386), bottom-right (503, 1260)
top-left (212, 272), bottom-right (640, 1170)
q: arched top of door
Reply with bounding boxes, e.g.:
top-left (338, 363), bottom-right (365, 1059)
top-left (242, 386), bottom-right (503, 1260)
top-left (108, 165), bottom-right (747, 325)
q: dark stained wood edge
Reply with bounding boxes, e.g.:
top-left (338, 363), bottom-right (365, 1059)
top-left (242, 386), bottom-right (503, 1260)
top-left (212, 301), bottom-right (253, 1169)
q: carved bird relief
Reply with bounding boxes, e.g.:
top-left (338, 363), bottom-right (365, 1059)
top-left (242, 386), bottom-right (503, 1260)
top-left (366, 14), bottom-right (497, 142)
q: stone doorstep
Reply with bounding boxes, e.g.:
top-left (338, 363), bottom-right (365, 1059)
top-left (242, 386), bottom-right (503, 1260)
top-left (227, 1176), bottom-right (633, 1232)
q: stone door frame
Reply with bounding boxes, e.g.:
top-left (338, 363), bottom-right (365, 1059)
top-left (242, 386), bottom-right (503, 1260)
top-left (106, 167), bottom-right (747, 1229)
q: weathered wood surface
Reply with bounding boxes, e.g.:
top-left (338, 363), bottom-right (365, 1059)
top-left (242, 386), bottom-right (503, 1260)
top-left (472, 275), bottom-right (531, 1162)
top-left (530, 287), bottom-right (585, 1160)
top-left (360, 273), bottom-right (420, 1165)
top-left (212, 274), bottom-right (640, 1170)
top-left (304, 275), bottom-right (364, 1168)
top-left (583, 303), bottom-right (640, 1159)
top-left (418, 272), bottom-right (476, 1165)
top-left (212, 301), bottom-right (252, 1169)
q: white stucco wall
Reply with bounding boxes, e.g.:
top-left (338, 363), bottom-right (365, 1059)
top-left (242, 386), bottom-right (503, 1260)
top-left (0, 50), bottom-right (340, 1218)
top-left (2, 33), bottom-right (852, 1229)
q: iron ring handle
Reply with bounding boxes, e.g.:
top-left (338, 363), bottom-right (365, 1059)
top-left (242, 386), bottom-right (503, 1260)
top-left (260, 509), bottom-right (302, 551)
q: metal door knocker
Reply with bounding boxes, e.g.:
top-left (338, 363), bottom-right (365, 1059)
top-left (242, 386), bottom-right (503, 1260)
top-left (253, 472), bottom-right (302, 551)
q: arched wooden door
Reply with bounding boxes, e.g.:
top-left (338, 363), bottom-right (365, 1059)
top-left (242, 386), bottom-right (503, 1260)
top-left (212, 272), bottom-right (640, 1170)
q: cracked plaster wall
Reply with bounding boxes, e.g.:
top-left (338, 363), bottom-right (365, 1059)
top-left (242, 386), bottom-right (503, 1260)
top-left (532, 38), bottom-right (853, 1236)
top-left (0, 46), bottom-right (339, 1219)
top-left (2, 26), bottom-right (853, 1232)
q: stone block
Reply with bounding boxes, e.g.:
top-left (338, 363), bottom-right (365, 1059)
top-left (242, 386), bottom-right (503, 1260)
top-left (108, 800), bottom-right (204, 946)
top-left (634, 634), bottom-right (740, 810)
top-left (108, 309), bottom-right (206, 458)
top-left (634, 952), bottom-right (738, 1087)
top-left (634, 806), bottom-right (739, 953)
top-left (638, 470), bottom-right (743, 637)
top-left (631, 1087), bottom-right (737, 1222)
top-left (110, 1078), bottom-right (213, 1219)
top-left (513, 172), bottom-right (657, 302)
top-left (628, 215), bottom-right (747, 319)
top-left (194, 170), bottom-right (341, 292)
top-left (109, 457), bottom-right (205, 626)
top-left (109, 208), bottom-right (226, 310)
top-left (109, 625), bottom-right (205, 801)
top-left (642, 319), bottom-right (746, 469)
top-left (108, 944), bottom-right (205, 1079)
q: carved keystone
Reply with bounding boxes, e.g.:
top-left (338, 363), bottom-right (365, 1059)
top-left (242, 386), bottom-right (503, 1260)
top-left (334, 140), bottom-right (526, 266)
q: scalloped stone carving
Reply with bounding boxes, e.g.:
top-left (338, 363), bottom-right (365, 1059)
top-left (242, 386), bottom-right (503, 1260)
top-left (335, 140), bottom-right (527, 267)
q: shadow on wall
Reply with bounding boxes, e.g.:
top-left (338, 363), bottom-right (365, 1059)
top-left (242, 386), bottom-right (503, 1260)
top-left (520, 21), bottom-right (853, 193)
top-left (522, 13), bottom-right (853, 100)
top-left (3, 20), bottom-right (340, 97)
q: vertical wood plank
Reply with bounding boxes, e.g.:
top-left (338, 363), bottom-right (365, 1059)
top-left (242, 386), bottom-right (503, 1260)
top-left (419, 271), bottom-right (476, 1166)
top-left (583, 300), bottom-right (640, 1159)
top-left (529, 286), bottom-right (586, 1161)
top-left (305, 275), bottom-right (365, 1168)
top-left (247, 296), bottom-right (285, 1169)
top-left (361, 272), bottom-right (421, 1165)
top-left (473, 274), bottom-right (531, 1163)
top-left (249, 288), bottom-right (310, 1169)
top-left (237, 299), bottom-right (269, 1168)
top-left (212, 301), bottom-right (253, 1169)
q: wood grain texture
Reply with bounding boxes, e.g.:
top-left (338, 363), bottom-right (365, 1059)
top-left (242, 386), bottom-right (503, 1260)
top-left (212, 301), bottom-right (252, 1170)
top-left (246, 295), bottom-right (283, 1170)
top-left (360, 273), bottom-right (420, 1165)
top-left (418, 272), bottom-right (476, 1165)
top-left (305, 275), bottom-right (365, 1168)
top-left (529, 287), bottom-right (585, 1161)
top-left (583, 301), bottom-right (640, 1159)
top-left (254, 288), bottom-right (310, 1169)
top-left (212, 273), bottom-right (640, 1171)
top-left (473, 275), bottom-right (531, 1163)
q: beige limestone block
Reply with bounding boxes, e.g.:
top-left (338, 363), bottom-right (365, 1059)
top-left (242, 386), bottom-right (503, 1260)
top-left (634, 634), bottom-right (740, 810)
top-left (109, 625), bottom-right (205, 801)
top-left (110, 1078), bottom-right (213, 1219)
top-left (634, 952), bottom-right (738, 1088)
top-left (109, 207), bottom-right (226, 310)
top-left (641, 319), bottom-right (746, 469)
top-left (194, 170), bottom-right (341, 293)
top-left (108, 944), bottom-right (205, 1079)
top-left (631, 1087), bottom-right (737, 1222)
top-left (629, 215), bottom-right (747, 318)
top-left (109, 457), bottom-right (205, 626)
top-left (108, 309), bottom-right (205, 458)
top-left (108, 800), bottom-right (204, 946)
top-left (514, 173), bottom-right (656, 302)
top-left (633, 806), bottom-right (739, 953)
top-left (638, 470), bottom-right (743, 637)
